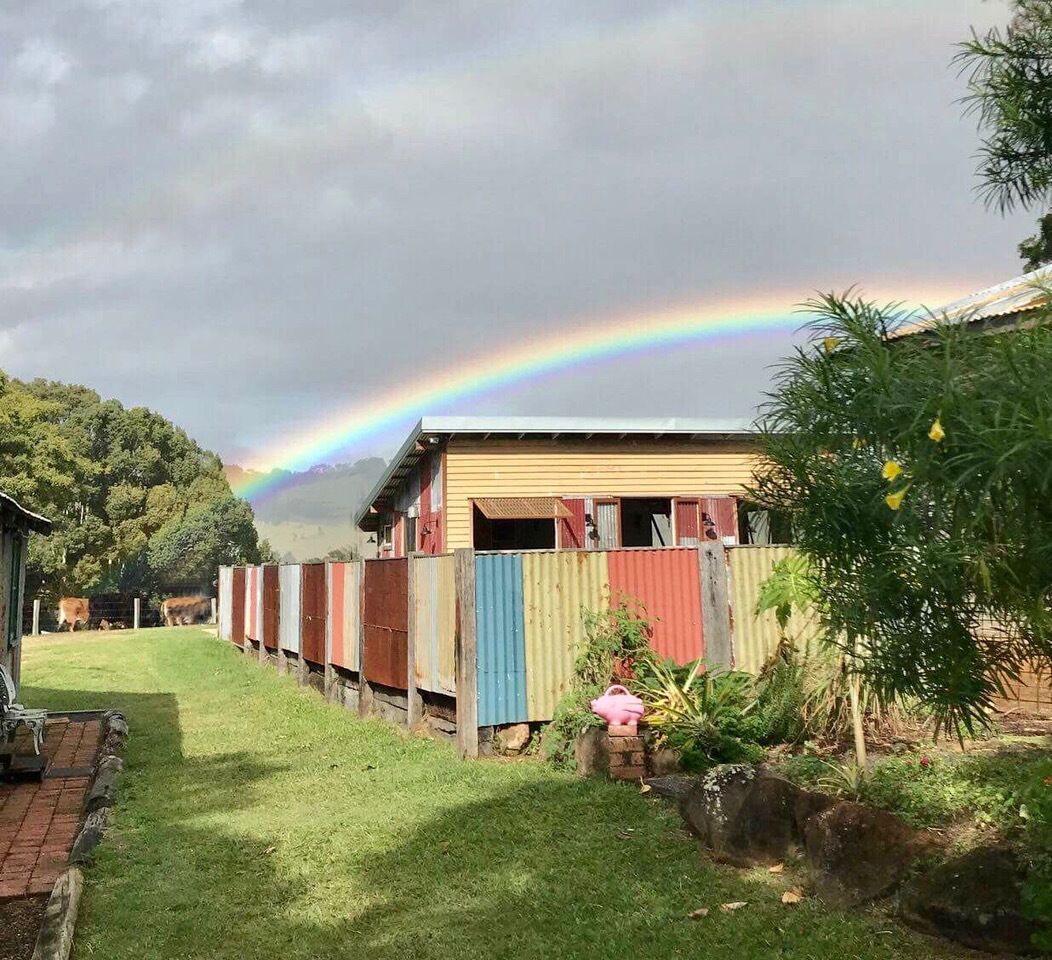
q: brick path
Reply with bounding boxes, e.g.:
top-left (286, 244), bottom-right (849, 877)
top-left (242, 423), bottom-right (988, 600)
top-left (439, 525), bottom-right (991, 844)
top-left (0, 718), bottom-right (100, 899)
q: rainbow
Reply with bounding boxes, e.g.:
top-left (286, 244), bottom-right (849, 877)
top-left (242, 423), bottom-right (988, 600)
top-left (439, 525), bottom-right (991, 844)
top-left (229, 286), bottom-right (958, 504)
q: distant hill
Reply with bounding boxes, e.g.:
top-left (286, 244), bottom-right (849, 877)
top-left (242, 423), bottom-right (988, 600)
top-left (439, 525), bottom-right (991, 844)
top-left (224, 459), bottom-right (386, 561)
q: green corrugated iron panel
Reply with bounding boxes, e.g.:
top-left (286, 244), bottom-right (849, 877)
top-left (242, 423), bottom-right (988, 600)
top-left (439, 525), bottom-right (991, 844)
top-left (522, 551), bottom-right (610, 722)
top-left (412, 555), bottom-right (456, 696)
top-left (728, 546), bottom-right (817, 673)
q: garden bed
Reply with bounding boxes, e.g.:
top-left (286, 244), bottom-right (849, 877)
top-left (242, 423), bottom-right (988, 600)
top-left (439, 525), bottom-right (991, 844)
top-left (0, 895), bottom-right (47, 960)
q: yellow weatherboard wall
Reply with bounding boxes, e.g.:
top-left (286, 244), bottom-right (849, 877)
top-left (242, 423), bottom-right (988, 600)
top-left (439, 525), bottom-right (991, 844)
top-left (443, 438), bottom-right (759, 549)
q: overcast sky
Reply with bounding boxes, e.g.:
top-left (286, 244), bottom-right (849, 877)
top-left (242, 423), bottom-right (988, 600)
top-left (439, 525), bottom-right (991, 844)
top-left (0, 0), bottom-right (1032, 469)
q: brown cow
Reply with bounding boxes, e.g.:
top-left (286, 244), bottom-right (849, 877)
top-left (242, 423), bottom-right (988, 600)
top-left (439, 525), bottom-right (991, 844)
top-left (160, 596), bottom-right (212, 626)
top-left (56, 597), bottom-right (89, 631)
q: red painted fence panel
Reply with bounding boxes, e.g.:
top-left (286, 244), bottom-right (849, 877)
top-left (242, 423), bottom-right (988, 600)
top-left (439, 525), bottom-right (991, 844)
top-left (362, 558), bottom-right (409, 689)
top-left (262, 565), bottom-right (280, 651)
top-left (607, 548), bottom-right (703, 664)
top-left (557, 498), bottom-right (586, 548)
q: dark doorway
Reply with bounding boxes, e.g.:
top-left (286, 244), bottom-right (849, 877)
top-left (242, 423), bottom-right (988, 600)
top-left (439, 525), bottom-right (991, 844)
top-left (620, 498), bottom-right (673, 547)
top-left (473, 507), bottom-right (555, 550)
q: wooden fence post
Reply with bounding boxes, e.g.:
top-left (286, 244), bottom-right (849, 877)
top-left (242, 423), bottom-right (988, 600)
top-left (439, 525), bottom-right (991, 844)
top-left (699, 543), bottom-right (733, 669)
top-left (32, 599), bottom-right (40, 636)
top-left (133, 597), bottom-right (140, 632)
top-left (454, 548), bottom-right (479, 759)
top-left (210, 597), bottom-right (217, 624)
top-left (406, 558), bottom-right (423, 728)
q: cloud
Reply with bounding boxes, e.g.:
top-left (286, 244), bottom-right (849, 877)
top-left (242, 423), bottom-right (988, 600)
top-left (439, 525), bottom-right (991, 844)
top-left (0, 0), bottom-right (1030, 464)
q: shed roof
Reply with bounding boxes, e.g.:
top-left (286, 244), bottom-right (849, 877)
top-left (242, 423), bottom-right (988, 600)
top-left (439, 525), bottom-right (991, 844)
top-left (891, 266), bottom-right (1051, 340)
top-left (0, 491), bottom-right (52, 534)
top-left (354, 416), bottom-right (756, 527)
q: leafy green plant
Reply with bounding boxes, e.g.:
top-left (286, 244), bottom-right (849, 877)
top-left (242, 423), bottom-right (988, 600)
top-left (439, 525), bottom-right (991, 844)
top-left (633, 657), bottom-right (765, 769)
top-left (815, 759), bottom-right (871, 802)
top-left (542, 598), bottom-right (654, 769)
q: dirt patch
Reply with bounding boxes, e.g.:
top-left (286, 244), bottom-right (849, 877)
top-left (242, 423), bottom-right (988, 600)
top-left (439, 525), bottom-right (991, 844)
top-left (0, 895), bottom-right (47, 960)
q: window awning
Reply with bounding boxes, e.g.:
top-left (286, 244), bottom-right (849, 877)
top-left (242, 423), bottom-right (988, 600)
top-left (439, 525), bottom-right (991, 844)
top-left (474, 497), bottom-right (572, 520)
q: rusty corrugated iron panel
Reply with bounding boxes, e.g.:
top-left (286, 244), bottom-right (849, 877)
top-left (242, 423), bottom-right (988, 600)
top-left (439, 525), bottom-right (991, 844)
top-left (362, 558), bottom-right (408, 689)
top-left (230, 566), bottom-right (245, 646)
top-left (728, 546), bottom-right (817, 674)
top-left (700, 496), bottom-right (739, 545)
top-left (674, 499), bottom-right (699, 546)
top-left (475, 553), bottom-right (527, 725)
top-left (607, 548), bottom-right (703, 664)
top-left (300, 562), bottom-right (326, 664)
top-left (326, 561), bottom-right (361, 671)
top-left (279, 564), bottom-right (302, 654)
top-left (262, 565), bottom-right (279, 650)
top-left (522, 551), bottom-right (609, 722)
top-left (411, 555), bottom-right (456, 696)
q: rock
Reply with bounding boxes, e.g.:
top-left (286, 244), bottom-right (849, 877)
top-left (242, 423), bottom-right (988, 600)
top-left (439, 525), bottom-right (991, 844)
top-left (495, 722), bottom-right (531, 755)
top-left (900, 846), bottom-right (1042, 955)
top-left (794, 788), bottom-right (837, 835)
top-left (643, 775), bottom-right (694, 801)
top-left (679, 766), bottom-right (803, 866)
top-left (574, 728), bottom-right (609, 777)
top-left (804, 801), bottom-right (927, 907)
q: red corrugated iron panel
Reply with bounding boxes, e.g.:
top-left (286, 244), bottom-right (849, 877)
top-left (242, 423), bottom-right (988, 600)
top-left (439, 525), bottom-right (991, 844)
top-left (262, 564), bottom-right (280, 651)
top-left (607, 548), bottom-right (703, 664)
top-left (230, 567), bottom-right (246, 646)
top-left (362, 558), bottom-right (408, 689)
top-left (557, 498), bottom-right (586, 548)
top-left (300, 562), bottom-right (327, 664)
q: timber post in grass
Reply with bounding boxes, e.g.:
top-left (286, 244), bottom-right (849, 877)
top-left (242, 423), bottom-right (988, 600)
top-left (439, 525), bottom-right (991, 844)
top-left (454, 548), bottom-right (479, 759)
top-left (406, 557), bottom-right (423, 728)
top-left (133, 597), bottom-right (140, 631)
top-left (32, 598), bottom-right (40, 636)
top-left (699, 543), bottom-right (732, 669)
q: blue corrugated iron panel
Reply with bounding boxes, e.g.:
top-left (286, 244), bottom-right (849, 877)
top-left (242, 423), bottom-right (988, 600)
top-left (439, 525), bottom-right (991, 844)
top-left (475, 553), bottom-right (527, 726)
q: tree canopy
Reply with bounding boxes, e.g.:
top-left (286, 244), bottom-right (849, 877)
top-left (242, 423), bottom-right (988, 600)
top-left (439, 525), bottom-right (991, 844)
top-left (958, 0), bottom-right (1052, 266)
top-left (0, 372), bottom-right (269, 599)
top-left (751, 294), bottom-right (1052, 733)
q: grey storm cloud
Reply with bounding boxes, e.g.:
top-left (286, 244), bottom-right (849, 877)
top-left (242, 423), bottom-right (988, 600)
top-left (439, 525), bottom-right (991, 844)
top-left (0, 0), bottom-right (1032, 466)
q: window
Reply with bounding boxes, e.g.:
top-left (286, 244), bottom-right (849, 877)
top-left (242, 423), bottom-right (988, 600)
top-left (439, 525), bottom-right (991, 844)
top-left (472, 507), bottom-right (555, 550)
top-left (620, 498), bottom-right (672, 547)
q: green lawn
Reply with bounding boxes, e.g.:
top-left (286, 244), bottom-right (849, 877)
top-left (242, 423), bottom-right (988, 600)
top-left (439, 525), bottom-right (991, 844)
top-left (22, 628), bottom-right (969, 960)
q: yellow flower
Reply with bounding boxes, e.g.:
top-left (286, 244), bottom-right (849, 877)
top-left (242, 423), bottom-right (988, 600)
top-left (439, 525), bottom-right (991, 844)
top-left (822, 337), bottom-right (841, 354)
top-left (881, 460), bottom-right (903, 481)
top-left (885, 488), bottom-right (908, 511)
top-left (928, 417), bottom-right (945, 443)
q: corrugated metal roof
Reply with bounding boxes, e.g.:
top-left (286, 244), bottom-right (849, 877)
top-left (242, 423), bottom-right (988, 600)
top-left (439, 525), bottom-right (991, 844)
top-left (892, 267), bottom-right (1051, 340)
top-left (0, 491), bottom-right (51, 534)
top-left (474, 497), bottom-right (573, 520)
top-left (355, 416), bottom-right (758, 527)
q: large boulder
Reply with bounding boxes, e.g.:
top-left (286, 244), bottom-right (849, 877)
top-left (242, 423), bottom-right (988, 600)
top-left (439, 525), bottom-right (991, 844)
top-left (900, 846), bottom-right (1043, 955)
top-left (804, 801), bottom-right (928, 907)
top-left (679, 765), bottom-right (804, 866)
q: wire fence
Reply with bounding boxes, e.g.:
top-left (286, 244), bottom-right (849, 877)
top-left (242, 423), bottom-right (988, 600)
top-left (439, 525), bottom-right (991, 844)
top-left (22, 587), bottom-right (216, 635)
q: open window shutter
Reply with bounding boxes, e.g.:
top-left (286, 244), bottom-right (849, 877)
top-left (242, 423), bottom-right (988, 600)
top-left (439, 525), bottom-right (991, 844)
top-left (700, 496), bottom-right (739, 545)
top-left (674, 499), bottom-right (700, 546)
top-left (557, 498), bottom-right (586, 549)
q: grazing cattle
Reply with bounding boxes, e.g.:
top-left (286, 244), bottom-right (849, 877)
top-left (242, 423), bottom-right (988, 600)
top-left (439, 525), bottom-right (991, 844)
top-left (57, 597), bottom-right (90, 632)
top-left (160, 596), bottom-right (212, 626)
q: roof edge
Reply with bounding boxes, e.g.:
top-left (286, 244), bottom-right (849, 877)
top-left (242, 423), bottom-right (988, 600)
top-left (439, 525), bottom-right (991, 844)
top-left (0, 491), bottom-right (52, 534)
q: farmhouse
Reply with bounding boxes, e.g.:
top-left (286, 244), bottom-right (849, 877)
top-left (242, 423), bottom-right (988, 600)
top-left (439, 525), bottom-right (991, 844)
top-left (0, 491), bottom-right (51, 687)
top-left (354, 417), bottom-right (766, 556)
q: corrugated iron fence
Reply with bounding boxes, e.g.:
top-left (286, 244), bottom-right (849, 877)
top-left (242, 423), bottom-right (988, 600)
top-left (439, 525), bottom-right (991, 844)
top-left (217, 545), bottom-right (806, 754)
